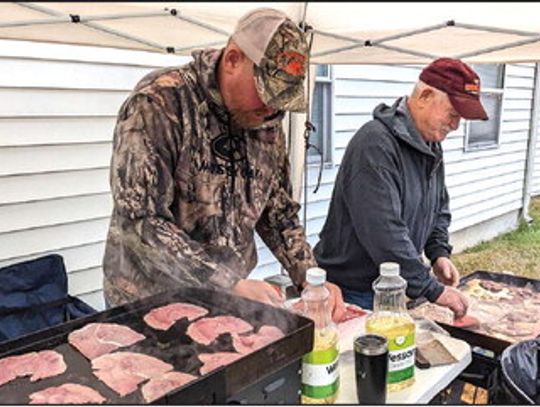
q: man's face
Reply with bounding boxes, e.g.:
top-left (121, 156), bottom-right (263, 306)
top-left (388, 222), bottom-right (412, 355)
top-left (229, 62), bottom-right (276, 129)
top-left (421, 91), bottom-right (462, 143)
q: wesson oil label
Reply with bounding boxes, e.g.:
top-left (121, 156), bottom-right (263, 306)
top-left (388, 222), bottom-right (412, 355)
top-left (387, 332), bottom-right (415, 384)
top-left (301, 346), bottom-right (340, 399)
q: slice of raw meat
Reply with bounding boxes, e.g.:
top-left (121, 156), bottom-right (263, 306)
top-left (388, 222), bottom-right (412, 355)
top-left (187, 316), bottom-right (253, 346)
top-left (0, 350), bottom-right (66, 386)
top-left (0, 352), bottom-right (37, 386)
top-left (29, 383), bottom-right (106, 404)
top-left (30, 350), bottom-right (67, 381)
top-left (144, 302), bottom-right (209, 331)
top-left (68, 322), bottom-right (146, 360)
top-left (92, 351), bottom-right (173, 397)
top-left (409, 303), bottom-right (455, 325)
top-left (141, 371), bottom-right (198, 402)
top-left (198, 352), bottom-right (243, 375)
top-left (232, 325), bottom-right (285, 354)
top-left (453, 315), bottom-right (480, 329)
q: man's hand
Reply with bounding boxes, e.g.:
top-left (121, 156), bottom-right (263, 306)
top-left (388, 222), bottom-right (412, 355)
top-left (435, 286), bottom-right (469, 319)
top-left (300, 280), bottom-right (346, 323)
top-left (325, 281), bottom-right (346, 323)
top-left (433, 257), bottom-right (460, 287)
top-left (232, 279), bottom-right (284, 307)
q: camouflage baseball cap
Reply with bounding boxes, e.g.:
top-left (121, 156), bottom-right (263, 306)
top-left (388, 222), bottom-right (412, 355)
top-left (231, 8), bottom-right (308, 113)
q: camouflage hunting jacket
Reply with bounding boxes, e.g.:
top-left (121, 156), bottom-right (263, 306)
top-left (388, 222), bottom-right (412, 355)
top-left (103, 48), bottom-right (316, 307)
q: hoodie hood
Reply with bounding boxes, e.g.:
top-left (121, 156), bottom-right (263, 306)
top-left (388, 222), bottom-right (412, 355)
top-left (373, 96), bottom-right (436, 158)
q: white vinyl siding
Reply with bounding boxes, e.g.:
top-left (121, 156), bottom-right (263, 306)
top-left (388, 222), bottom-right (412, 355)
top-left (533, 69), bottom-right (540, 196)
top-left (0, 40), bottom-right (186, 310)
top-left (448, 63), bottom-right (533, 230)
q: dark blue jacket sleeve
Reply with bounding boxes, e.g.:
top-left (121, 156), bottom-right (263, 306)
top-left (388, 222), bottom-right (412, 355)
top-left (341, 132), bottom-right (444, 302)
top-left (424, 184), bottom-right (453, 264)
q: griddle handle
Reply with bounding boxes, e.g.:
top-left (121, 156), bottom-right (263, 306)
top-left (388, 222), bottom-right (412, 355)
top-left (263, 377), bottom-right (286, 396)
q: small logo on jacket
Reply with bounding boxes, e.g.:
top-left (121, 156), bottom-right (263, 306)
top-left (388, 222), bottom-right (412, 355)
top-left (211, 133), bottom-right (247, 162)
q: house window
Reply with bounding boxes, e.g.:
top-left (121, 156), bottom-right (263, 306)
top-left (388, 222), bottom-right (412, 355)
top-left (309, 65), bottom-right (332, 163)
top-left (464, 64), bottom-right (505, 151)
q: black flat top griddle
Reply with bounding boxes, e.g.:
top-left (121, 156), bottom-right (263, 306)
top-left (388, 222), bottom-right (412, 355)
top-left (0, 286), bottom-right (314, 404)
top-left (408, 270), bottom-right (540, 355)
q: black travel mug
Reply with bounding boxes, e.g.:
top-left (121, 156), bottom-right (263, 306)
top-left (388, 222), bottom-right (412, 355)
top-left (354, 334), bottom-right (388, 404)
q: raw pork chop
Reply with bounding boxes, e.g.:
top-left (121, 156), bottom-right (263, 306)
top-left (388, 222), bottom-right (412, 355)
top-left (187, 316), bottom-right (253, 346)
top-left (68, 322), bottom-right (146, 360)
top-left (0, 350), bottom-right (66, 386)
top-left (91, 351), bottom-right (173, 397)
top-left (31, 350), bottom-right (68, 381)
top-left (29, 383), bottom-right (105, 404)
top-left (198, 352), bottom-right (243, 375)
top-left (144, 302), bottom-right (209, 331)
top-left (232, 325), bottom-right (285, 354)
top-left (141, 371), bottom-right (198, 402)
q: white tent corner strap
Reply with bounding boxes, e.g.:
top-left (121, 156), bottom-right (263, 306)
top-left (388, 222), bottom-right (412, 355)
top-left (3, 2), bottom-right (540, 64)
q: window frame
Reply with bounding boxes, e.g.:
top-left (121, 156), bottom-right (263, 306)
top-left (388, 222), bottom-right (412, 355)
top-left (463, 64), bottom-right (506, 152)
top-left (308, 65), bottom-right (334, 166)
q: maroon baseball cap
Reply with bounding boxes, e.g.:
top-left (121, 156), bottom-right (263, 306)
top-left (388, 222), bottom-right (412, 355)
top-left (419, 58), bottom-right (489, 121)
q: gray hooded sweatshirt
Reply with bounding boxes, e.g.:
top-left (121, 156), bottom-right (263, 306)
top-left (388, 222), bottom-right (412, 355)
top-left (314, 96), bottom-right (451, 302)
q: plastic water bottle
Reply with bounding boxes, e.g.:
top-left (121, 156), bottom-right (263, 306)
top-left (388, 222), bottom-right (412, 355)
top-left (301, 267), bottom-right (340, 404)
top-left (365, 262), bottom-right (416, 392)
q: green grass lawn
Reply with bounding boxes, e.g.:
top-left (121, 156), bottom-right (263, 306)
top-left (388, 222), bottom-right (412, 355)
top-left (451, 197), bottom-right (540, 280)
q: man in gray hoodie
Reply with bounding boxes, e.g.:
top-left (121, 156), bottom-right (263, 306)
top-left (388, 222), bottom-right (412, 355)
top-left (314, 58), bottom-right (488, 318)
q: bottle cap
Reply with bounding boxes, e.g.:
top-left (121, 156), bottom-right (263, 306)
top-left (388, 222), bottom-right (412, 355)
top-left (306, 267), bottom-right (326, 286)
top-left (379, 262), bottom-right (400, 277)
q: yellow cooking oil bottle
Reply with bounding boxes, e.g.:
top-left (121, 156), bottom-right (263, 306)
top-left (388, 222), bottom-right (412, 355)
top-left (365, 262), bottom-right (416, 392)
top-left (301, 267), bottom-right (340, 404)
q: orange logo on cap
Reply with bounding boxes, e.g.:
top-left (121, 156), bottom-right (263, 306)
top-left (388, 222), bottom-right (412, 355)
top-left (465, 80), bottom-right (480, 94)
top-left (276, 51), bottom-right (306, 76)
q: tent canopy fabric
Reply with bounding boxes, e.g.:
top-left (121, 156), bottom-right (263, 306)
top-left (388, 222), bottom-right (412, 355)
top-left (3, 2), bottom-right (540, 64)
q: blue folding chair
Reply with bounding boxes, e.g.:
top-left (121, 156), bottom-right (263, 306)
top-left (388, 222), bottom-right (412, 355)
top-left (0, 254), bottom-right (97, 342)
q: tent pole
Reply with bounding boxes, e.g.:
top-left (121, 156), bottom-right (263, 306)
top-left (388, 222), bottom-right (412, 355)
top-left (453, 22), bottom-right (540, 37)
top-left (15, 3), bottom-right (231, 54)
top-left (167, 9), bottom-right (229, 37)
top-left (16, 2), bottom-right (166, 51)
top-left (312, 22), bottom-right (447, 60)
top-left (372, 43), bottom-right (439, 60)
top-left (521, 63), bottom-right (540, 223)
top-left (457, 35), bottom-right (540, 60)
top-left (16, 3), bottom-right (166, 21)
top-left (173, 41), bottom-right (226, 53)
top-left (301, 2), bottom-right (309, 23)
top-left (0, 16), bottom-right (72, 28)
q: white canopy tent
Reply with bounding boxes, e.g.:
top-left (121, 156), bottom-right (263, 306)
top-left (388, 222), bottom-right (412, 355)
top-left (1, 1), bottom-right (539, 212)
top-left (4, 2), bottom-right (540, 64)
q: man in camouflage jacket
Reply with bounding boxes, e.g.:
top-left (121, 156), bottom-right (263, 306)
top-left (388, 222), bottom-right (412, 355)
top-left (103, 8), bottom-right (345, 320)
